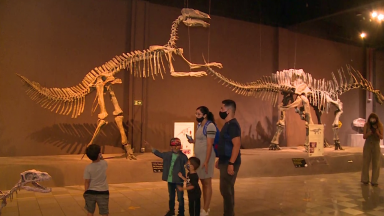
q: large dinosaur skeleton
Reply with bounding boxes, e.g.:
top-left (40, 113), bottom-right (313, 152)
top-left (16, 8), bottom-right (222, 160)
top-left (0, 170), bottom-right (52, 215)
top-left (205, 63), bottom-right (384, 151)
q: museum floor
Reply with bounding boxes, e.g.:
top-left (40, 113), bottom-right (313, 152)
top-left (1, 169), bottom-right (384, 216)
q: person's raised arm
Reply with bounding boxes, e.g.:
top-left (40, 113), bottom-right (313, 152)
top-left (144, 141), bottom-right (165, 158)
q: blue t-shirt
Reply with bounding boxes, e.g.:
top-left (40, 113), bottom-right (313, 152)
top-left (218, 118), bottom-right (241, 165)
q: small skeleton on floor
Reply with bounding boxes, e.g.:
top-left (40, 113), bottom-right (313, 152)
top-left (0, 170), bottom-right (52, 215)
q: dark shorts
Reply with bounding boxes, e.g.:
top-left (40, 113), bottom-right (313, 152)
top-left (83, 193), bottom-right (109, 215)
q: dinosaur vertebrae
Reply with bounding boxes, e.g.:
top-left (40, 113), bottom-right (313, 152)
top-left (206, 66), bottom-right (296, 107)
top-left (17, 48), bottom-right (175, 118)
top-left (166, 16), bottom-right (182, 48)
top-left (207, 65), bottom-right (375, 109)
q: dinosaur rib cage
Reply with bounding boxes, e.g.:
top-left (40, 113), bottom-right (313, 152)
top-left (206, 64), bottom-right (375, 111)
top-left (17, 48), bottom-right (173, 118)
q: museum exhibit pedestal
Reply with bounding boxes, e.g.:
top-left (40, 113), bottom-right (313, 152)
top-left (1, 147), bottom-right (383, 189)
top-left (347, 134), bottom-right (384, 147)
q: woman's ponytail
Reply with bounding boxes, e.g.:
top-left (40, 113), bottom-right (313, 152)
top-left (207, 112), bottom-right (216, 125)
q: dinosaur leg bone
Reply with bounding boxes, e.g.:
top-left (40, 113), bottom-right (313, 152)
top-left (107, 86), bottom-right (136, 160)
top-left (81, 119), bottom-right (107, 160)
top-left (299, 95), bottom-right (314, 125)
top-left (81, 79), bottom-right (109, 159)
top-left (270, 96), bottom-right (303, 150)
top-left (313, 106), bottom-right (331, 148)
top-left (325, 95), bottom-right (344, 150)
top-left (96, 78), bottom-right (108, 120)
top-left (270, 124), bottom-right (284, 150)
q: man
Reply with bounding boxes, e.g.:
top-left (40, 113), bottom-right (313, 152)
top-left (215, 99), bottom-right (241, 216)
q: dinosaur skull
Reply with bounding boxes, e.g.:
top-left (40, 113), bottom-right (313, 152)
top-left (20, 169), bottom-right (52, 193)
top-left (181, 8), bottom-right (210, 27)
top-left (374, 90), bottom-right (384, 104)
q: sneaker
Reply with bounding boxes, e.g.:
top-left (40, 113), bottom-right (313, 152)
top-left (165, 211), bottom-right (175, 216)
top-left (201, 209), bottom-right (209, 216)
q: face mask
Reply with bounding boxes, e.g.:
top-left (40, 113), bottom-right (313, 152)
top-left (370, 118), bottom-right (377, 124)
top-left (171, 147), bottom-right (180, 153)
top-left (185, 164), bottom-right (190, 170)
top-left (219, 111), bottom-right (228, 120)
top-left (196, 117), bottom-right (204, 122)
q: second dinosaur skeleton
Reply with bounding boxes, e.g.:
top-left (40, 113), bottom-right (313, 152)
top-left (205, 63), bottom-right (384, 151)
top-left (0, 170), bottom-right (52, 215)
top-left (16, 8), bottom-right (222, 160)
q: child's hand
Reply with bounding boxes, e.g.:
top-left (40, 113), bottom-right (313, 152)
top-left (177, 185), bottom-right (183, 191)
top-left (178, 172), bottom-right (183, 178)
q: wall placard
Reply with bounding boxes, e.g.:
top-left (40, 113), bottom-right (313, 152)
top-left (292, 158), bottom-right (307, 168)
top-left (151, 162), bottom-right (163, 173)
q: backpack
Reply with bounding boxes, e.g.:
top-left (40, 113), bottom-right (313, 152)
top-left (200, 121), bottom-right (220, 157)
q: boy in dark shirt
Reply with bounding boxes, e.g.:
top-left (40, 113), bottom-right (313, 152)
top-left (177, 157), bottom-right (202, 216)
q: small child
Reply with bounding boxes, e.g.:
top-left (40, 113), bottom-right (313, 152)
top-left (146, 138), bottom-right (188, 216)
top-left (83, 144), bottom-right (109, 216)
top-left (177, 157), bottom-right (202, 216)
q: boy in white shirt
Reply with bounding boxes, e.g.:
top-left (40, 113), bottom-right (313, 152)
top-left (83, 144), bottom-right (109, 216)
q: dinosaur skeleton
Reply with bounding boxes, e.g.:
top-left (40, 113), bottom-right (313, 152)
top-left (16, 8), bottom-right (222, 160)
top-left (0, 170), bottom-right (52, 215)
top-left (204, 63), bottom-right (384, 151)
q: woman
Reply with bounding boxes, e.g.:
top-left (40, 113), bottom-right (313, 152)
top-left (189, 106), bottom-right (216, 216)
top-left (361, 113), bottom-right (383, 186)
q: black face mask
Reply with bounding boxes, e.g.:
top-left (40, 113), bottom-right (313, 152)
top-left (196, 117), bottom-right (204, 122)
top-left (219, 111), bottom-right (228, 120)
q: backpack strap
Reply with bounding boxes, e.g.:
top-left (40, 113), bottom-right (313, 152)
top-left (202, 121), bottom-right (212, 137)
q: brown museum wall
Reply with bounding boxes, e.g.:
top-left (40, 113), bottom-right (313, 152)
top-left (374, 50), bottom-right (384, 119)
top-left (0, 0), bottom-right (131, 156)
top-left (0, 0), bottom-right (366, 156)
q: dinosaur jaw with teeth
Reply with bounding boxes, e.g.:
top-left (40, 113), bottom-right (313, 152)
top-left (20, 169), bottom-right (52, 193)
top-left (181, 8), bottom-right (210, 27)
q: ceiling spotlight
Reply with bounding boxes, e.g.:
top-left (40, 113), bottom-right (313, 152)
top-left (378, 14), bottom-right (384, 20)
top-left (360, 32), bottom-right (366, 38)
top-left (372, 11), bottom-right (378, 18)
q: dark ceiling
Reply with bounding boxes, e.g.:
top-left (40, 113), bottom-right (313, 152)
top-left (143, 0), bottom-right (384, 48)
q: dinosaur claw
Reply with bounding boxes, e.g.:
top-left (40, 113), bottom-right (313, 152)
top-left (206, 62), bottom-right (222, 69)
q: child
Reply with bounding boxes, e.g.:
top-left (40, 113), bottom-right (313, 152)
top-left (146, 138), bottom-right (188, 216)
top-left (83, 144), bottom-right (109, 216)
top-left (177, 157), bottom-right (202, 216)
